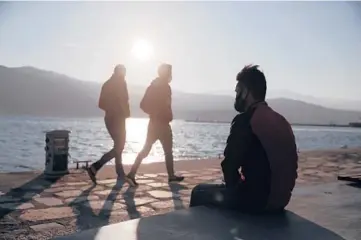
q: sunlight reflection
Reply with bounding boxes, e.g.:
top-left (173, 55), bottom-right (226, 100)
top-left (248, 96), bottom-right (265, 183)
top-left (95, 219), bottom-right (139, 239)
top-left (103, 118), bottom-right (171, 165)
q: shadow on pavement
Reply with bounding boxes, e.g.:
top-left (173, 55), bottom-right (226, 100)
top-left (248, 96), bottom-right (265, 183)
top-left (70, 179), bottom-right (124, 230)
top-left (168, 182), bottom-right (188, 210)
top-left (0, 173), bottom-right (58, 219)
top-left (122, 185), bottom-right (141, 220)
top-left (67, 179), bottom-right (189, 233)
top-left (347, 182), bottom-right (361, 189)
top-left (70, 178), bottom-right (145, 231)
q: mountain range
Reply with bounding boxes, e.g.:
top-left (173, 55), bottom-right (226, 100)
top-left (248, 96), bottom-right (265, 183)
top-left (1, 65), bottom-right (361, 125)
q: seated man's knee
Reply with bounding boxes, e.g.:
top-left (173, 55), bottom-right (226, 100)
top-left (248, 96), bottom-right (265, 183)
top-left (189, 184), bottom-right (208, 207)
top-left (190, 184), bottom-right (204, 198)
top-left (192, 184), bottom-right (203, 192)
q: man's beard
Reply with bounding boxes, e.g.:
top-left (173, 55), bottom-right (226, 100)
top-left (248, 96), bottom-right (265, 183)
top-left (234, 91), bottom-right (248, 113)
top-left (234, 98), bottom-right (246, 113)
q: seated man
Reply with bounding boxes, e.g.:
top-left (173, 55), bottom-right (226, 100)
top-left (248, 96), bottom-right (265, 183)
top-left (189, 65), bottom-right (298, 213)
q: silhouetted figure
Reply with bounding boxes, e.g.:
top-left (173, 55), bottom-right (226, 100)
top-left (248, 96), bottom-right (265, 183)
top-left (125, 64), bottom-right (184, 186)
top-left (87, 65), bottom-right (130, 184)
top-left (189, 65), bottom-right (298, 213)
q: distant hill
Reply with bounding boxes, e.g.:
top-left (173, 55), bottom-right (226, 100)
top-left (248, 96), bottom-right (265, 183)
top-left (1, 65), bottom-right (361, 124)
top-left (267, 89), bottom-right (361, 112)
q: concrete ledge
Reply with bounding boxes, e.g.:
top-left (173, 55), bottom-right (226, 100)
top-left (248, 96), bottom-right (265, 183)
top-left (288, 182), bottom-right (361, 240)
top-left (54, 182), bottom-right (361, 240)
top-left (54, 206), bottom-right (344, 240)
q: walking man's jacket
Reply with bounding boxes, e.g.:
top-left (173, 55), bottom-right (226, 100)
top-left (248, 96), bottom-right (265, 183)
top-left (98, 77), bottom-right (130, 118)
top-left (140, 78), bottom-right (173, 123)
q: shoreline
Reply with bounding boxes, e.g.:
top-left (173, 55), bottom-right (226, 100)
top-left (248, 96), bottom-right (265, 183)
top-left (1, 147), bottom-right (360, 175)
top-left (1, 147), bottom-right (360, 182)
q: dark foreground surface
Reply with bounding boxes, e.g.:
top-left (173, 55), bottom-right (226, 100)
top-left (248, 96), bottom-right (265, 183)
top-left (55, 182), bottom-right (361, 240)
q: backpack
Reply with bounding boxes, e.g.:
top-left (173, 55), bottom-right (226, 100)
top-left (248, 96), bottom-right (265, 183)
top-left (140, 85), bottom-right (153, 114)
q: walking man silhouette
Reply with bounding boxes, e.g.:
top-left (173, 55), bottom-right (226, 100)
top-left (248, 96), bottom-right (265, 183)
top-left (87, 64), bottom-right (130, 184)
top-left (125, 64), bottom-right (184, 186)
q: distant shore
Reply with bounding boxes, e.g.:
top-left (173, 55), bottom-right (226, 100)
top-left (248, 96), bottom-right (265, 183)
top-left (291, 123), bottom-right (350, 128)
top-left (1, 115), bottom-right (360, 128)
top-left (185, 119), bottom-right (361, 128)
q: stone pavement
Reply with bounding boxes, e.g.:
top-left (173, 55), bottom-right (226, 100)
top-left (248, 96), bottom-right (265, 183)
top-left (1, 148), bottom-right (361, 240)
top-left (0, 162), bottom-right (221, 240)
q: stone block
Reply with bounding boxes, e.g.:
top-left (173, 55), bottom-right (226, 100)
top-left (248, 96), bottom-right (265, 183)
top-left (83, 200), bottom-right (124, 211)
top-left (147, 182), bottom-right (169, 188)
top-left (148, 190), bottom-right (172, 199)
top-left (20, 207), bottom-right (77, 221)
top-left (66, 182), bottom-right (89, 186)
top-left (35, 197), bottom-right (64, 206)
top-left (65, 195), bottom-right (99, 204)
top-left (97, 179), bottom-right (117, 185)
top-left (0, 202), bottom-right (34, 210)
top-left (55, 190), bottom-right (83, 198)
top-left (30, 222), bottom-right (65, 232)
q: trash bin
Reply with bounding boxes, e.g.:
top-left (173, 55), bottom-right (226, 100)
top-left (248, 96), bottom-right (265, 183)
top-left (44, 130), bottom-right (70, 178)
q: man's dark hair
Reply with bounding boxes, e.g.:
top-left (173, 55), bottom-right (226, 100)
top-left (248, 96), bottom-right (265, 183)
top-left (158, 63), bottom-right (172, 76)
top-left (114, 64), bottom-right (125, 73)
top-left (236, 64), bottom-right (267, 101)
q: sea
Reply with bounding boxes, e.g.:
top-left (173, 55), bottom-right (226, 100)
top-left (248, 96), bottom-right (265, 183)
top-left (0, 116), bottom-right (361, 173)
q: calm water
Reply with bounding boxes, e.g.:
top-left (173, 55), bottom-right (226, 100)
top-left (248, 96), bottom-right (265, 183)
top-left (0, 116), bottom-right (361, 173)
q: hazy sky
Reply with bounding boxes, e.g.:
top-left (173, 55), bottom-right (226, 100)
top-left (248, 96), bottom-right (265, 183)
top-left (0, 2), bottom-right (360, 100)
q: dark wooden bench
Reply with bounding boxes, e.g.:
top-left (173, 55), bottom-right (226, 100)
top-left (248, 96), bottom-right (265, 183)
top-left (54, 206), bottom-right (345, 240)
top-left (73, 160), bottom-right (91, 169)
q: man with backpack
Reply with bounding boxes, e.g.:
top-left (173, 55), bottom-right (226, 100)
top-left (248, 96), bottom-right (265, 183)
top-left (125, 64), bottom-right (184, 186)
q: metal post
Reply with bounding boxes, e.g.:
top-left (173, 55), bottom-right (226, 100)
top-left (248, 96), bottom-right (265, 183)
top-left (44, 130), bottom-right (71, 179)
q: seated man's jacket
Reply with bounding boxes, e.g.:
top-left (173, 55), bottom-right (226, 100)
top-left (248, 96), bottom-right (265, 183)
top-left (222, 102), bottom-right (298, 211)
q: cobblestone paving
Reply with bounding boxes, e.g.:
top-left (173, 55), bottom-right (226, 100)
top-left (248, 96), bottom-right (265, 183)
top-left (0, 169), bottom-right (216, 240)
top-left (0, 149), bottom-right (360, 240)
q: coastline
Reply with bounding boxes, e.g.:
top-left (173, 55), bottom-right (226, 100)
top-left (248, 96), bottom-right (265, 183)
top-left (1, 147), bottom-right (360, 175)
top-left (184, 119), bottom-right (361, 128)
top-left (0, 147), bottom-right (360, 239)
top-left (1, 147), bottom-right (361, 193)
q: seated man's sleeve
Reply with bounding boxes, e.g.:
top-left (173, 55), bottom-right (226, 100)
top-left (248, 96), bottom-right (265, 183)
top-left (221, 113), bottom-right (253, 187)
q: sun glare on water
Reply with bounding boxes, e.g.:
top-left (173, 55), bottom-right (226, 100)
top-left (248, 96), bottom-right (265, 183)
top-left (131, 39), bottom-right (154, 61)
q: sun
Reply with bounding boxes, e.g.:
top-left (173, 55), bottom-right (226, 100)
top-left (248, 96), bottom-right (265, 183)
top-left (131, 39), bottom-right (154, 61)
